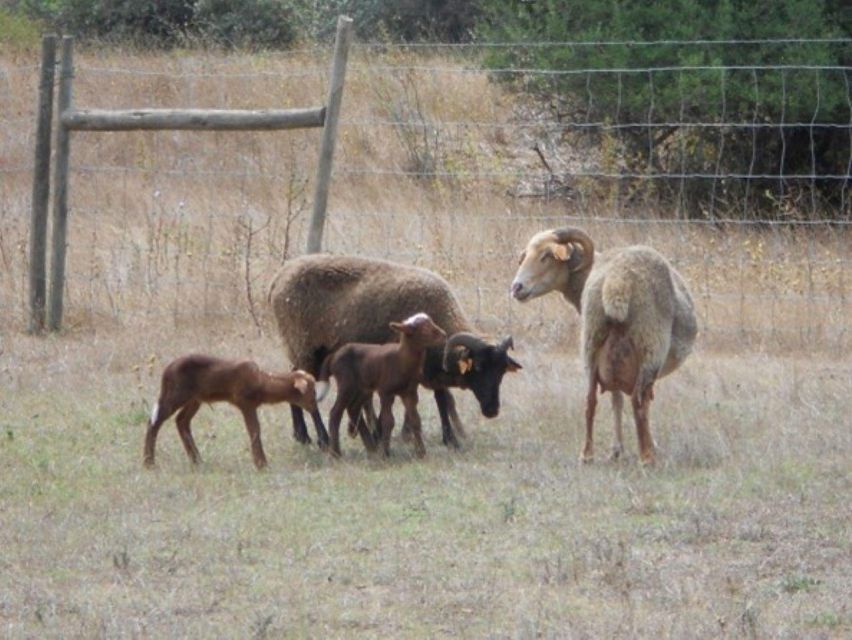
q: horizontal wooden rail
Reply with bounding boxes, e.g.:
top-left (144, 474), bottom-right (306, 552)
top-left (61, 106), bottom-right (326, 131)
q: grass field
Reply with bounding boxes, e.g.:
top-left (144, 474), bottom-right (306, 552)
top-left (1, 43), bottom-right (850, 638)
top-left (2, 325), bottom-right (850, 638)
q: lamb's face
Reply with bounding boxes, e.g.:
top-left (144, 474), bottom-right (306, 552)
top-left (510, 231), bottom-right (576, 302)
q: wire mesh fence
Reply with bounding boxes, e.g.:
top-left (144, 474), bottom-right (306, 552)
top-left (1, 39), bottom-right (849, 353)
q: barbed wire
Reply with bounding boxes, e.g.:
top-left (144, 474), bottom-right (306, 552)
top-left (355, 38), bottom-right (852, 50)
top-left (351, 63), bottom-right (852, 76)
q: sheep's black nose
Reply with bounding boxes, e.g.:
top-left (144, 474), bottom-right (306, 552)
top-left (510, 281), bottom-right (524, 298)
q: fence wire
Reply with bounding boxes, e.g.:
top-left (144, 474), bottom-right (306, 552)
top-left (1, 40), bottom-right (850, 353)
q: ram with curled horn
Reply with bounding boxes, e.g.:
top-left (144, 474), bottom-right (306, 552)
top-left (511, 226), bottom-right (697, 465)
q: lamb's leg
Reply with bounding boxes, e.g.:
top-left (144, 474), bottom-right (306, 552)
top-left (175, 400), bottom-right (202, 465)
top-left (610, 391), bottom-right (625, 460)
top-left (347, 399), bottom-right (377, 453)
top-left (143, 397), bottom-right (180, 468)
top-left (445, 390), bottom-right (467, 439)
top-left (377, 394), bottom-right (396, 457)
top-left (240, 406), bottom-right (268, 469)
top-left (308, 408), bottom-right (330, 451)
top-left (290, 405), bottom-right (311, 445)
top-left (434, 389), bottom-right (460, 449)
top-left (328, 396), bottom-right (348, 457)
top-left (581, 372), bottom-right (598, 463)
top-left (401, 392), bottom-right (426, 458)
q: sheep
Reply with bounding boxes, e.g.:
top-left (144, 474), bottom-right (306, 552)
top-left (510, 227), bottom-right (697, 465)
top-left (144, 354), bottom-right (328, 469)
top-left (316, 312), bottom-right (447, 458)
top-left (268, 254), bottom-right (522, 450)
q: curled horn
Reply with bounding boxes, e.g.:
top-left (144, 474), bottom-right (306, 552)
top-left (552, 227), bottom-right (595, 272)
top-left (443, 332), bottom-right (489, 371)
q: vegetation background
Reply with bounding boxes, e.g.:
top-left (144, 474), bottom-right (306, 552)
top-left (1, 1), bottom-right (850, 637)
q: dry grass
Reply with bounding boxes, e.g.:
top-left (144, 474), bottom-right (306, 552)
top-left (1, 45), bottom-right (851, 637)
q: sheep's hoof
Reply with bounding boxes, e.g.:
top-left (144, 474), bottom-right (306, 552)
top-left (609, 445), bottom-right (624, 461)
top-left (143, 458), bottom-right (156, 469)
top-left (442, 432), bottom-right (461, 449)
top-left (400, 427), bottom-right (413, 443)
top-left (579, 452), bottom-right (594, 464)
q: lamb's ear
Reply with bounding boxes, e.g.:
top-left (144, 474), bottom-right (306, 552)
top-left (294, 377), bottom-right (309, 393)
top-left (389, 321), bottom-right (407, 335)
top-left (458, 357), bottom-right (474, 374)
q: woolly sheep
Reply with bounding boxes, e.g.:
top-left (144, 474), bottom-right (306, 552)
top-left (511, 227), bottom-right (697, 465)
top-left (268, 254), bottom-right (521, 448)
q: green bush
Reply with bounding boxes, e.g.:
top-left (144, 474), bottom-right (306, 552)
top-left (195, 0), bottom-right (295, 49)
top-left (0, 7), bottom-right (43, 51)
top-left (477, 0), bottom-right (850, 219)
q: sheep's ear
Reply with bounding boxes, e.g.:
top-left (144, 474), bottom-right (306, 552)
top-left (506, 355), bottom-right (523, 372)
top-left (389, 321), bottom-right (407, 335)
top-left (294, 377), bottom-right (309, 393)
top-left (458, 358), bottom-right (473, 374)
top-left (551, 243), bottom-right (572, 261)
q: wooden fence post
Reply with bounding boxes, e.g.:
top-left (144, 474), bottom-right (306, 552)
top-left (306, 15), bottom-right (353, 254)
top-left (28, 34), bottom-right (57, 334)
top-left (48, 36), bottom-right (74, 332)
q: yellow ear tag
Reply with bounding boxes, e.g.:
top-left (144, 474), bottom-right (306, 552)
top-left (294, 378), bottom-right (308, 393)
top-left (458, 358), bottom-right (473, 374)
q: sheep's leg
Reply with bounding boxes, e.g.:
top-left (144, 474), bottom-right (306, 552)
top-left (308, 408), bottom-right (330, 451)
top-left (610, 391), bottom-right (625, 460)
top-left (377, 394), bottom-right (396, 457)
top-left (445, 391), bottom-right (466, 439)
top-left (240, 406), bottom-right (268, 469)
top-left (631, 380), bottom-right (656, 466)
top-left (290, 405), bottom-right (311, 445)
top-left (175, 400), bottom-right (202, 466)
top-left (361, 399), bottom-right (381, 442)
top-left (581, 372), bottom-right (598, 463)
top-left (401, 392), bottom-right (426, 458)
top-left (434, 389), bottom-right (460, 449)
top-left (143, 398), bottom-right (180, 468)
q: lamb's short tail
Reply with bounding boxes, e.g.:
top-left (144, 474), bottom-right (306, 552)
top-left (315, 354), bottom-right (333, 403)
top-left (148, 401), bottom-right (160, 427)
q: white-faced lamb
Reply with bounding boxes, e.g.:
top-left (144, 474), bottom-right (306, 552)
top-left (511, 227), bottom-right (697, 465)
top-left (268, 254), bottom-right (522, 451)
top-left (145, 354), bottom-right (328, 469)
top-left (316, 312), bottom-right (447, 458)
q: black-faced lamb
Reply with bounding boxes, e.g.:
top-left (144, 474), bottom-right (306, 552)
top-left (145, 354), bottom-right (328, 469)
top-left (268, 254), bottom-right (522, 449)
top-left (511, 227), bottom-right (697, 465)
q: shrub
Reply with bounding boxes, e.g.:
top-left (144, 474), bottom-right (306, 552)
top-left (477, 0), bottom-right (850, 220)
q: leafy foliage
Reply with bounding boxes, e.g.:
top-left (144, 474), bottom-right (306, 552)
top-left (477, 0), bottom-right (851, 219)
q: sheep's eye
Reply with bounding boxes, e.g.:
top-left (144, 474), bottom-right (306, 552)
top-left (517, 251), bottom-right (526, 265)
top-left (540, 250), bottom-right (552, 262)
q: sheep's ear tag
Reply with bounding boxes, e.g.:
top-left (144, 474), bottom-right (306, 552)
top-left (552, 244), bottom-right (571, 261)
top-left (294, 378), bottom-right (309, 393)
top-left (458, 358), bottom-right (473, 374)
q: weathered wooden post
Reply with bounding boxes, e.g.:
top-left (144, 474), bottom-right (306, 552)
top-left (306, 15), bottom-right (353, 253)
top-left (47, 36), bottom-right (74, 332)
top-left (28, 34), bottom-right (57, 334)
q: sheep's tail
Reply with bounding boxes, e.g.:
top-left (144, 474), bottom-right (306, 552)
top-left (601, 271), bottom-right (631, 323)
top-left (315, 354), bottom-right (333, 403)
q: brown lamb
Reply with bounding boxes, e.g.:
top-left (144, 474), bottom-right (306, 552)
top-left (145, 354), bottom-right (328, 469)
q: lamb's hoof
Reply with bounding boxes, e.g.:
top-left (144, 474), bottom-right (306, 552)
top-left (317, 439), bottom-right (330, 452)
top-left (580, 452), bottom-right (594, 465)
top-left (609, 445), bottom-right (624, 461)
top-left (400, 428), bottom-right (413, 443)
top-left (294, 432), bottom-right (311, 445)
top-left (143, 459), bottom-right (155, 469)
